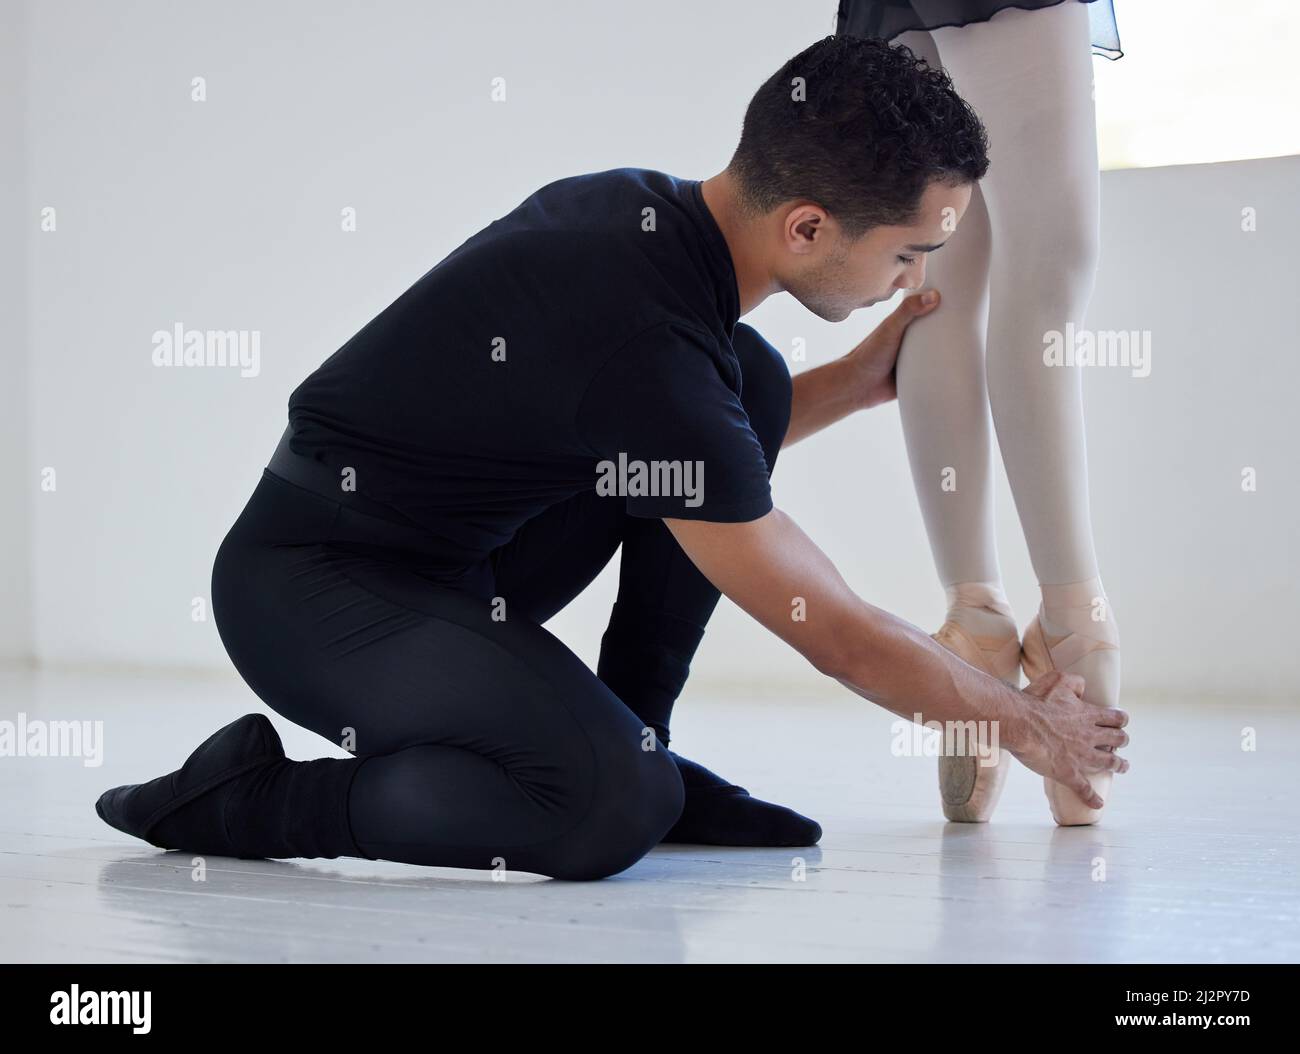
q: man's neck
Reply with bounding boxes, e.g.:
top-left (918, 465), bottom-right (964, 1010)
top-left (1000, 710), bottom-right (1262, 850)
top-left (699, 169), bottom-right (777, 318)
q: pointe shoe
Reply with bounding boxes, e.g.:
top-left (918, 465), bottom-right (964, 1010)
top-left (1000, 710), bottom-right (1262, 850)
top-left (1020, 610), bottom-right (1121, 826)
top-left (932, 607), bottom-right (1021, 823)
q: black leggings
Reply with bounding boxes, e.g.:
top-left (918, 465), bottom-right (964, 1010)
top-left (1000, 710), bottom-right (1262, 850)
top-left (210, 323), bottom-right (792, 880)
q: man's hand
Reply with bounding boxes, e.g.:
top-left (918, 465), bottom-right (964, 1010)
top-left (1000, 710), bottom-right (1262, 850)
top-left (1006, 671), bottom-right (1130, 809)
top-left (843, 289), bottom-right (940, 408)
top-left (783, 289), bottom-right (941, 447)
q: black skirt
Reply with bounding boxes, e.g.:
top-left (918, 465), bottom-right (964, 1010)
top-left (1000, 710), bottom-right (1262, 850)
top-left (836, 0), bottom-right (1123, 60)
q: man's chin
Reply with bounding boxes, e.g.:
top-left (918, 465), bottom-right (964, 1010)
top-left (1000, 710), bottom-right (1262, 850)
top-left (807, 302), bottom-right (854, 323)
top-left (789, 291), bottom-right (856, 323)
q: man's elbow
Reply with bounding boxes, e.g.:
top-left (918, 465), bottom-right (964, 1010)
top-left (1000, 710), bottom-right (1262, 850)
top-left (803, 628), bottom-right (857, 682)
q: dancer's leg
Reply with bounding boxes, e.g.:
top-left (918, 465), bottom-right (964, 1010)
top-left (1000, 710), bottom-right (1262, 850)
top-left (929, 1), bottom-right (1122, 822)
top-left (891, 26), bottom-right (1020, 822)
top-left (891, 26), bottom-right (1002, 594)
top-left (929, 0), bottom-right (1105, 586)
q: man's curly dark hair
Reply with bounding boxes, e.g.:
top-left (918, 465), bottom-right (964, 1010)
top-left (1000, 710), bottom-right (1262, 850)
top-left (728, 34), bottom-right (990, 239)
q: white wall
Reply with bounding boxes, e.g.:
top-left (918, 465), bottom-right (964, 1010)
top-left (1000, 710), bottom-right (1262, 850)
top-left (1, 0), bottom-right (32, 664)
top-left (7, 0), bottom-right (1299, 700)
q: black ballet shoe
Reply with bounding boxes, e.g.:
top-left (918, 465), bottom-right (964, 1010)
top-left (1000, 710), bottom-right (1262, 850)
top-left (661, 750), bottom-right (822, 847)
top-left (95, 713), bottom-right (286, 857)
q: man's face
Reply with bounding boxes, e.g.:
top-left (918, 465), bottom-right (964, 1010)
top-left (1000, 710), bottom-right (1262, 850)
top-left (777, 179), bottom-right (972, 322)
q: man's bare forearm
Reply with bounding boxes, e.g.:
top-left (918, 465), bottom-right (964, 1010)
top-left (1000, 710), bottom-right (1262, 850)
top-left (663, 509), bottom-right (1028, 749)
top-left (783, 356), bottom-right (870, 448)
top-left (824, 595), bottom-right (1025, 744)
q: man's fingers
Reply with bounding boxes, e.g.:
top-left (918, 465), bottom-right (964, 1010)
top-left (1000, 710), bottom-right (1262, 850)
top-left (884, 291), bottom-right (939, 332)
top-left (1072, 776), bottom-right (1104, 808)
top-left (1060, 672), bottom-right (1086, 696)
top-left (1088, 750), bottom-right (1129, 775)
top-left (1096, 706), bottom-right (1129, 728)
top-left (901, 290), bottom-right (939, 317)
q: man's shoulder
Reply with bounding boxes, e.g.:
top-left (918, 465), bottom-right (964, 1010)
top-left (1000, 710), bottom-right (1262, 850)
top-left (531, 165), bottom-right (681, 200)
top-left (495, 166), bottom-right (687, 237)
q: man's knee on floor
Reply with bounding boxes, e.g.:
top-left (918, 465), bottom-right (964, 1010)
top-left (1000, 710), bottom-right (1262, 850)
top-left (542, 744), bottom-right (684, 881)
top-left (731, 323), bottom-right (793, 460)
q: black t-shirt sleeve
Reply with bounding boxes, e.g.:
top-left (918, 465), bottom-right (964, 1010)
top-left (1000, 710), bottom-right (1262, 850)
top-left (576, 321), bottom-right (774, 522)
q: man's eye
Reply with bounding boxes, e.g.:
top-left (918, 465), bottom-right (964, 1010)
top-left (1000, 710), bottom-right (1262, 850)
top-left (897, 255), bottom-right (917, 266)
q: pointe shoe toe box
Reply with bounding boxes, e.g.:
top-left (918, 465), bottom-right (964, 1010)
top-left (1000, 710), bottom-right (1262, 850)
top-left (1019, 612), bottom-right (1121, 827)
top-left (931, 616), bottom-right (1020, 823)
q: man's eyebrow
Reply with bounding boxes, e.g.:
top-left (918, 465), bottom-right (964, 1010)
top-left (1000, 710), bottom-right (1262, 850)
top-left (903, 240), bottom-right (949, 252)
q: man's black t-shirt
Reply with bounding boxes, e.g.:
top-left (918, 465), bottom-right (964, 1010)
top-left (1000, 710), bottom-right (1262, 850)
top-left (287, 167), bottom-right (777, 569)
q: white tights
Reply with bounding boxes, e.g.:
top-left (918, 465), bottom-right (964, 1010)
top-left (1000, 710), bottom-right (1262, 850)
top-left (894, 1), bottom-right (1121, 704)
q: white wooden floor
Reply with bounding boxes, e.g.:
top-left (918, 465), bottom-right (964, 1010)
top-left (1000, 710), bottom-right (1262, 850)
top-left (2, 667), bottom-right (1297, 963)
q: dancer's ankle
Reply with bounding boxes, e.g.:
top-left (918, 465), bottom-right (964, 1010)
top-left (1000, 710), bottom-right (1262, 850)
top-left (1034, 575), bottom-right (1121, 711)
top-left (942, 580), bottom-right (1017, 638)
top-left (1039, 575), bottom-right (1120, 647)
